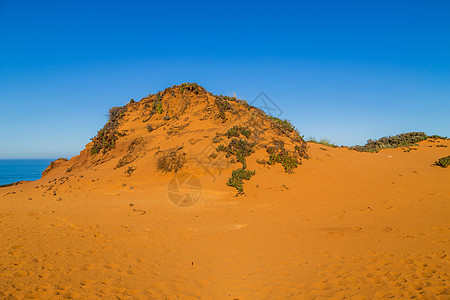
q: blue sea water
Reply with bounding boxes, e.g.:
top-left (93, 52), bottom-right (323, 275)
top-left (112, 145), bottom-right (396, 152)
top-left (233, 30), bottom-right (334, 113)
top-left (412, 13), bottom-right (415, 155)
top-left (0, 159), bottom-right (54, 186)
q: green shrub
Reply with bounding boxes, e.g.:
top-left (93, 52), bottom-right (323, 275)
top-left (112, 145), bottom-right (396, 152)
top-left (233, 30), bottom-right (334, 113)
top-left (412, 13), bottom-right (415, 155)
top-left (428, 135), bottom-right (448, 140)
top-left (155, 99), bottom-right (163, 114)
top-left (91, 129), bottom-right (125, 155)
top-left (435, 155), bottom-right (450, 168)
top-left (217, 138), bottom-right (255, 169)
top-left (227, 168), bottom-right (255, 194)
top-left (180, 82), bottom-right (200, 94)
top-left (268, 116), bottom-right (295, 133)
top-left (215, 97), bottom-right (233, 122)
top-left (90, 105), bottom-right (127, 155)
top-left (225, 125), bottom-right (251, 138)
top-left (350, 132), bottom-right (429, 152)
top-left (267, 147), bottom-right (299, 173)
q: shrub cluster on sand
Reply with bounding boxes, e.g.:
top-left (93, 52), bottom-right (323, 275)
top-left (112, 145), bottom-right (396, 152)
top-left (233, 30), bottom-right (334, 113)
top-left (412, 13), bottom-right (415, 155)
top-left (215, 97), bottom-right (233, 122)
top-left (268, 116), bottom-right (295, 134)
top-left (226, 168), bottom-right (255, 194)
top-left (91, 129), bottom-right (125, 155)
top-left (180, 83), bottom-right (200, 94)
top-left (256, 140), bottom-right (306, 174)
top-left (350, 132), bottom-right (438, 152)
top-left (435, 156), bottom-right (450, 168)
top-left (157, 149), bottom-right (187, 173)
top-left (91, 106), bottom-right (127, 155)
top-left (217, 138), bottom-right (255, 169)
top-left (225, 125), bottom-right (251, 138)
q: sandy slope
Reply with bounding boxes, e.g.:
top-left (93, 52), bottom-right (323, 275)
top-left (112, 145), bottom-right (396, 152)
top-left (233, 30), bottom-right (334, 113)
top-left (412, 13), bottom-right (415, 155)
top-left (0, 139), bottom-right (449, 299)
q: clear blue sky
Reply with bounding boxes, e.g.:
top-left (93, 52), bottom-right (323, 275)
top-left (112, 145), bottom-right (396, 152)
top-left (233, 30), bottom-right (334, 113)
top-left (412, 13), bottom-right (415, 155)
top-left (1, 0), bottom-right (449, 159)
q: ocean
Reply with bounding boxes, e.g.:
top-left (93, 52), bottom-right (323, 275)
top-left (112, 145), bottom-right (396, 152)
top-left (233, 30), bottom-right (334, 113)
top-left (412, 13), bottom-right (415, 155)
top-left (0, 159), bottom-right (54, 186)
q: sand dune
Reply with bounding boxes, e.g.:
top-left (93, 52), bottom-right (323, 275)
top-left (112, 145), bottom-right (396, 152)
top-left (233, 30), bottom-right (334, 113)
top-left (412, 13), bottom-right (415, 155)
top-left (1, 85), bottom-right (449, 299)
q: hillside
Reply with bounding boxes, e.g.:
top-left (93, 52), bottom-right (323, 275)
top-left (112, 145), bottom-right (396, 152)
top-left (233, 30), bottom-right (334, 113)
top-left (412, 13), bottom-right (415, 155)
top-left (41, 83), bottom-right (308, 195)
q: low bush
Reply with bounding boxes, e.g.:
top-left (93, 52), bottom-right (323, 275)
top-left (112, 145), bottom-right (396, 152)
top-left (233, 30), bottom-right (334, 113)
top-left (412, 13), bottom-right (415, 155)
top-left (435, 155), bottom-right (450, 168)
top-left (215, 97), bottom-right (233, 122)
top-left (350, 132), bottom-right (429, 152)
top-left (125, 166), bottom-right (136, 177)
top-left (91, 129), bottom-right (125, 155)
top-left (268, 116), bottom-right (295, 133)
top-left (217, 138), bottom-right (255, 169)
top-left (180, 83), bottom-right (200, 94)
top-left (104, 106), bottom-right (127, 131)
top-left (227, 168), bottom-right (255, 195)
top-left (225, 125), bottom-right (251, 138)
top-left (428, 135), bottom-right (448, 140)
top-left (267, 147), bottom-right (299, 173)
top-left (157, 150), bottom-right (186, 173)
top-left (155, 98), bottom-right (163, 114)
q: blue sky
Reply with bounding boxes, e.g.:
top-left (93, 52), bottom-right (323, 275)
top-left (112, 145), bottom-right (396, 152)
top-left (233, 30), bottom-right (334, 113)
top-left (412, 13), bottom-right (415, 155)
top-left (0, 0), bottom-right (449, 158)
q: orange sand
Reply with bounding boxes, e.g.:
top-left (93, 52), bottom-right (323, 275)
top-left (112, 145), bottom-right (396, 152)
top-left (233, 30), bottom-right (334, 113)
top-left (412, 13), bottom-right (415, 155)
top-left (1, 138), bottom-right (449, 299)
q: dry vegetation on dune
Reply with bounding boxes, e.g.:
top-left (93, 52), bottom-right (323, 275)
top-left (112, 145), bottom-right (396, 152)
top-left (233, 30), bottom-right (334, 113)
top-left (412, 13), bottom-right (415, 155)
top-left (350, 132), bottom-right (447, 152)
top-left (435, 155), bottom-right (450, 168)
top-left (73, 83), bottom-right (310, 195)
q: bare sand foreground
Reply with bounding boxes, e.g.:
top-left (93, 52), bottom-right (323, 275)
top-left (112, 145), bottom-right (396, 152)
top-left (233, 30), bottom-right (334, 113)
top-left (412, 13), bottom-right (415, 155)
top-left (0, 139), bottom-right (449, 299)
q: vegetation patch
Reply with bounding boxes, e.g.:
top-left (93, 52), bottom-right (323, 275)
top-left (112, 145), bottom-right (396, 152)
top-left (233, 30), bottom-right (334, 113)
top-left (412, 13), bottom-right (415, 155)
top-left (125, 166), bottom-right (136, 177)
top-left (91, 129), bottom-right (125, 155)
top-left (350, 132), bottom-right (430, 152)
top-left (104, 106), bottom-right (127, 131)
top-left (266, 146), bottom-right (299, 173)
top-left (157, 149), bottom-right (187, 173)
top-left (225, 125), bottom-right (251, 138)
top-left (217, 138), bottom-right (255, 169)
top-left (215, 97), bottom-right (233, 122)
top-left (180, 82), bottom-right (200, 94)
top-left (428, 135), bottom-right (448, 140)
top-left (435, 155), bottom-right (450, 168)
top-left (155, 96), bottom-right (163, 114)
top-left (227, 168), bottom-right (255, 195)
top-left (91, 106), bottom-right (127, 155)
top-left (268, 116), bottom-right (295, 134)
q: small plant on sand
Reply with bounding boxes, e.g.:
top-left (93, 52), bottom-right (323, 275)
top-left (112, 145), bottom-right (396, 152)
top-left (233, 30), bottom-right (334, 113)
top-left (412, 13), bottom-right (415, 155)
top-left (268, 116), bottom-right (295, 133)
top-left (125, 166), bottom-right (136, 177)
top-left (91, 129), bottom-right (125, 155)
top-left (435, 155), bottom-right (450, 168)
top-left (225, 125), bottom-right (251, 138)
top-left (180, 83), bottom-right (200, 94)
top-left (428, 135), bottom-right (448, 140)
top-left (215, 97), bottom-right (233, 122)
top-left (217, 138), bottom-right (255, 169)
top-left (155, 97), bottom-right (163, 114)
top-left (90, 105), bottom-right (127, 155)
top-left (267, 146), bottom-right (299, 173)
top-left (227, 168), bottom-right (255, 195)
top-left (157, 150), bottom-right (186, 173)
